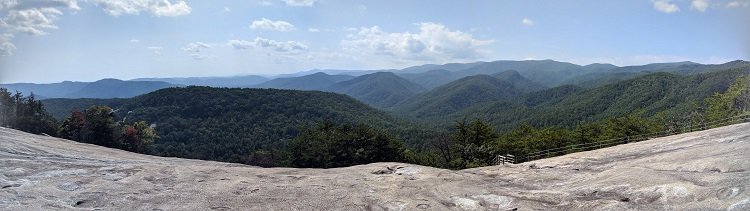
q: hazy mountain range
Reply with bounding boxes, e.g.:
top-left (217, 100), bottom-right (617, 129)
top-left (4, 60), bottom-right (749, 106)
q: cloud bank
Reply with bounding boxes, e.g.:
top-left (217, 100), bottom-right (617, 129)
top-left (342, 23), bottom-right (493, 63)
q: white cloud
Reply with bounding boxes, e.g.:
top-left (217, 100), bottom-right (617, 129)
top-left (653, 0), bottom-right (680, 13)
top-left (228, 37), bottom-right (308, 53)
top-left (0, 0), bottom-right (18, 10)
top-left (254, 37), bottom-right (308, 53)
top-left (308, 28), bottom-right (320, 32)
top-left (521, 18), bottom-right (534, 26)
top-left (130, 39), bottom-right (140, 43)
top-left (9, 0), bottom-right (79, 11)
top-left (147, 46), bottom-right (162, 54)
top-left (341, 23), bottom-right (493, 62)
top-left (223, 7), bottom-right (230, 12)
top-left (691, 0), bottom-right (709, 12)
top-left (281, 0), bottom-right (315, 6)
top-left (250, 18), bottom-right (295, 31)
top-left (0, 33), bottom-right (16, 56)
top-left (189, 53), bottom-right (211, 60)
top-left (0, 0), bottom-right (191, 57)
top-left (0, 0), bottom-right (82, 56)
top-left (227, 39), bottom-right (254, 50)
top-left (182, 42), bottom-right (211, 53)
top-left (1, 8), bottom-right (65, 36)
top-left (259, 1), bottom-right (273, 6)
top-left (182, 42), bottom-right (213, 59)
top-left (727, 1), bottom-right (750, 8)
top-left (90, 0), bottom-right (191, 17)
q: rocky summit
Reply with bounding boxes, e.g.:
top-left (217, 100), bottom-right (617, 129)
top-left (1, 123), bottom-right (749, 210)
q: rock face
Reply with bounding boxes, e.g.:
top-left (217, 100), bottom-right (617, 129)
top-left (1, 123), bottom-right (749, 210)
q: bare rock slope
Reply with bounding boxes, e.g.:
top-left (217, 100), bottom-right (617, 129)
top-left (1, 123), bottom-right (750, 210)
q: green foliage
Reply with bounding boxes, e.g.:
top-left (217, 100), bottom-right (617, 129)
top-left (121, 121), bottom-right (158, 153)
top-left (254, 72), bottom-right (354, 90)
top-left (289, 121), bottom-right (406, 168)
top-left (59, 106), bottom-right (156, 153)
top-left (426, 119), bottom-right (498, 169)
top-left (109, 86), bottom-right (418, 167)
top-left (42, 98), bottom-right (127, 120)
top-left (325, 72), bottom-right (426, 108)
top-left (705, 75), bottom-right (750, 121)
top-left (0, 88), bottom-right (58, 135)
top-left (395, 75), bottom-right (524, 118)
top-left (437, 68), bottom-right (750, 132)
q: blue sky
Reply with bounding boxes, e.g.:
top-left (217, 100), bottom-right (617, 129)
top-left (0, 0), bottom-right (749, 83)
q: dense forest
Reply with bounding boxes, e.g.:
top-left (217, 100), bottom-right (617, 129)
top-left (2, 64), bottom-right (747, 169)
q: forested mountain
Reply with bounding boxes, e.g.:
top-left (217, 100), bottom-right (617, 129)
top-left (108, 87), bottom-right (415, 165)
top-left (492, 70), bottom-right (546, 93)
top-left (253, 72), bottom-right (355, 90)
top-left (564, 60), bottom-right (750, 88)
top-left (393, 60), bottom-right (749, 90)
top-left (64, 79), bottom-right (178, 98)
top-left (394, 71), bottom-right (541, 118)
top-left (395, 60), bottom-right (607, 88)
top-left (399, 62), bottom-right (483, 73)
top-left (398, 69), bottom-right (465, 89)
top-left (325, 72), bottom-right (426, 108)
top-left (26, 61), bottom-right (750, 170)
top-left (582, 63), bottom-right (619, 72)
top-left (132, 75), bottom-right (269, 87)
top-left (42, 98), bottom-right (128, 120)
top-left (0, 81), bottom-right (89, 98)
top-left (1, 79), bottom-right (178, 99)
top-left (445, 67), bottom-right (750, 131)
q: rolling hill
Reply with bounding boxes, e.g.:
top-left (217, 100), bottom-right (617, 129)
top-left (563, 60), bottom-right (750, 88)
top-left (398, 69), bottom-right (465, 90)
top-left (325, 72), bottom-right (426, 108)
top-left (253, 72), bottom-right (355, 90)
top-left (131, 75), bottom-right (269, 87)
top-left (42, 98), bottom-right (129, 120)
top-left (447, 67), bottom-right (750, 131)
top-left (394, 71), bottom-right (544, 118)
top-left (1, 79), bottom-right (178, 99)
top-left (106, 86), bottom-right (410, 165)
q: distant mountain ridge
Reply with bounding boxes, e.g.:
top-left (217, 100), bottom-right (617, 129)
top-left (131, 75), bottom-right (269, 87)
top-left (394, 70), bottom-right (542, 118)
top-left (1, 79), bottom-right (178, 99)
top-left (253, 72), bottom-right (355, 90)
top-left (324, 72), bottom-right (426, 108)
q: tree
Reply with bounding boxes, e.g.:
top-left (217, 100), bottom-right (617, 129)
top-left (81, 106), bottom-right (118, 147)
top-left (0, 88), bottom-right (16, 127)
top-left (59, 111), bottom-right (85, 141)
top-left (121, 121), bottom-right (157, 153)
top-left (0, 89), bottom-right (58, 135)
top-left (289, 121), bottom-right (406, 168)
top-left (446, 119), bottom-right (498, 169)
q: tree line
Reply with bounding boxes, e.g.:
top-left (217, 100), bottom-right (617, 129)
top-left (2, 72), bottom-right (748, 169)
top-left (0, 88), bottom-right (156, 154)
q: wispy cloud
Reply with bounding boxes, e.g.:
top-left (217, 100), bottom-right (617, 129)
top-left (250, 18), bottom-right (295, 31)
top-left (653, 0), bottom-right (680, 13)
top-left (228, 37), bottom-right (308, 54)
top-left (281, 0), bottom-right (315, 6)
top-left (90, 0), bottom-right (191, 17)
top-left (521, 18), bottom-right (535, 26)
top-left (691, 0), bottom-right (709, 12)
top-left (147, 46), bottom-right (163, 55)
top-left (342, 23), bottom-right (493, 63)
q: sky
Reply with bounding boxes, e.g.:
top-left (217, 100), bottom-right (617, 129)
top-left (0, 0), bottom-right (749, 83)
